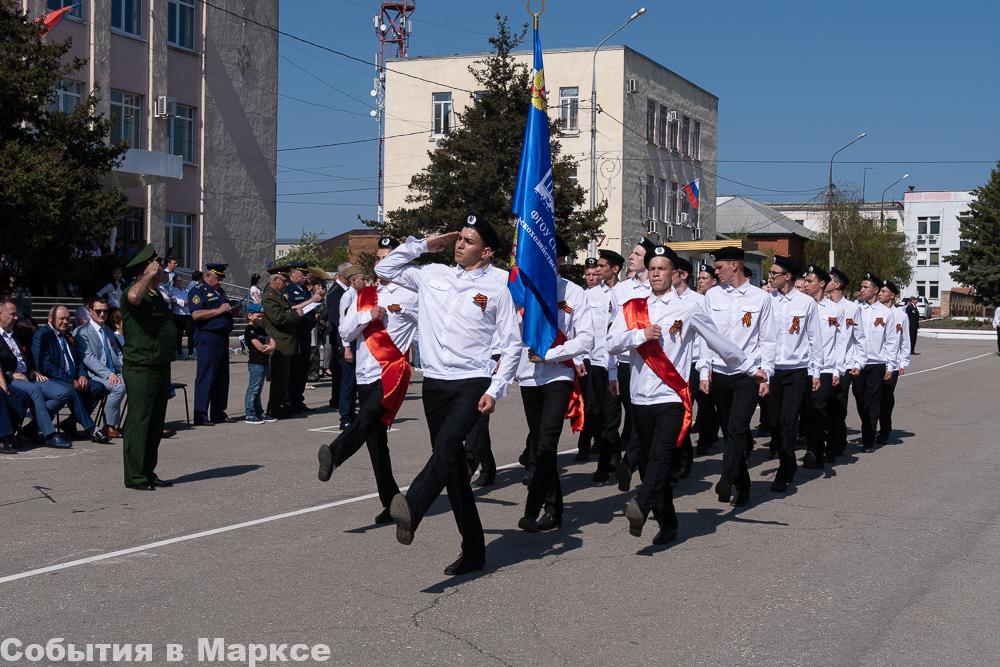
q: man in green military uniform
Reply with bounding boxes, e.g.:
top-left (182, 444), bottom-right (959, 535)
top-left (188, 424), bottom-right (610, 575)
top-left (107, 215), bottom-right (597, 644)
top-left (121, 245), bottom-right (177, 490)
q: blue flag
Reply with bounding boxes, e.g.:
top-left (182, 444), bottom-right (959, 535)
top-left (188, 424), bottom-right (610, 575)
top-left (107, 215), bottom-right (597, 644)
top-left (510, 22), bottom-right (558, 355)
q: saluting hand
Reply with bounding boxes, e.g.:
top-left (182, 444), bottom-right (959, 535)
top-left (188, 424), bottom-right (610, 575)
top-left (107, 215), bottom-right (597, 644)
top-left (426, 231), bottom-right (461, 253)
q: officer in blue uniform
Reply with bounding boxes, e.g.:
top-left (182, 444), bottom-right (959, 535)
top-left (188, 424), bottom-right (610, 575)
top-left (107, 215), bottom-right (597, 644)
top-left (284, 261), bottom-right (315, 413)
top-left (188, 263), bottom-right (235, 425)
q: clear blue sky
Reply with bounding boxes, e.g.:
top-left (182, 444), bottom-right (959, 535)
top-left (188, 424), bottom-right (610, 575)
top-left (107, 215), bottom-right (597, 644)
top-left (275, 0), bottom-right (1000, 240)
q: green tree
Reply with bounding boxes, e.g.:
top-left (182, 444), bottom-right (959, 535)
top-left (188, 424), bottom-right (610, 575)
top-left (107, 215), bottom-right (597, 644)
top-left (947, 162), bottom-right (1000, 305)
top-left (380, 15), bottom-right (607, 264)
top-left (280, 231), bottom-right (349, 273)
top-left (0, 6), bottom-right (127, 280)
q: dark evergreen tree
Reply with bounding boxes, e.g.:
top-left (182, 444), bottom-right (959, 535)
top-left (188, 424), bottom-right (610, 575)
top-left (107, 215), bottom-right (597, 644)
top-left (947, 162), bottom-right (1000, 305)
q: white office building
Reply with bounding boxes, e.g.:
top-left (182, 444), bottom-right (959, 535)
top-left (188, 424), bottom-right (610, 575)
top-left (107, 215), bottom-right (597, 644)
top-left (900, 189), bottom-right (975, 305)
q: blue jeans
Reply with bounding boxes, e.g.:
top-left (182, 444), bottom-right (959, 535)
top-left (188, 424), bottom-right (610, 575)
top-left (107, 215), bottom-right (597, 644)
top-left (245, 363), bottom-right (267, 420)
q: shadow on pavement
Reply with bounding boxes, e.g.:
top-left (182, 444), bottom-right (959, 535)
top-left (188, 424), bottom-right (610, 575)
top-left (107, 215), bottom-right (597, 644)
top-left (170, 464), bottom-right (263, 484)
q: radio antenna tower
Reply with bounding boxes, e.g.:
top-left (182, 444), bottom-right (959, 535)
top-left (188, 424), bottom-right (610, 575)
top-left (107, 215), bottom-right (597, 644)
top-left (372, 1), bottom-right (414, 225)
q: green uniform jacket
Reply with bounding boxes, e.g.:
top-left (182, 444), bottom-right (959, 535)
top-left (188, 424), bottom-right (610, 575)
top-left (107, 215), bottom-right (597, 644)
top-left (122, 289), bottom-right (177, 366)
top-left (262, 285), bottom-right (301, 355)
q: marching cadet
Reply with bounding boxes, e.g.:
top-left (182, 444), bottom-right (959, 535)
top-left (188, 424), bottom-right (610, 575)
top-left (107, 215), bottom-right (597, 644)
top-left (669, 255), bottom-right (702, 479)
top-left (188, 263), bottom-right (235, 425)
top-left (376, 216), bottom-right (521, 576)
top-left (764, 256), bottom-right (823, 492)
top-left (850, 273), bottom-right (899, 453)
top-left (574, 257), bottom-right (602, 462)
top-left (517, 237), bottom-right (593, 533)
top-left (824, 267), bottom-right (865, 461)
top-left (693, 264), bottom-right (721, 454)
top-left (317, 237), bottom-right (419, 524)
top-left (877, 279), bottom-right (910, 444)
top-left (610, 235), bottom-right (656, 492)
top-left (699, 246), bottom-right (773, 507)
top-left (609, 245), bottom-right (750, 545)
top-left (120, 245), bottom-right (176, 490)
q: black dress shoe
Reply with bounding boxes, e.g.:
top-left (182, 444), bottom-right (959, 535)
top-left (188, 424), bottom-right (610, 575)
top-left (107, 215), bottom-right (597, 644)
top-left (624, 499), bottom-right (645, 537)
top-left (770, 479), bottom-right (788, 493)
top-left (651, 527), bottom-right (678, 545)
top-left (518, 516), bottom-right (539, 533)
top-left (537, 513), bottom-right (561, 531)
top-left (591, 468), bottom-right (611, 483)
top-left (443, 553), bottom-right (485, 576)
top-left (715, 481), bottom-right (732, 504)
top-left (193, 418), bottom-right (213, 426)
top-left (317, 444), bottom-right (335, 482)
top-left (45, 434), bottom-right (73, 449)
top-left (731, 481), bottom-right (750, 507)
top-left (876, 433), bottom-right (889, 445)
top-left (374, 508), bottom-right (393, 524)
top-left (0, 439), bottom-right (18, 455)
top-left (802, 451), bottom-right (818, 468)
top-left (126, 483), bottom-right (155, 491)
top-left (471, 471), bottom-right (495, 488)
top-left (211, 415), bottom-right (237, 424)
top-left (389, 494), bottom-right (415, 545)
top-left (150, 476), bottom-right (173, 487)
top-left (862, 445), bottom-right (875, 453)
top-left (615, 459), bottom-right (632, 492)
top-left (90, 429), bottom-right (111, 445)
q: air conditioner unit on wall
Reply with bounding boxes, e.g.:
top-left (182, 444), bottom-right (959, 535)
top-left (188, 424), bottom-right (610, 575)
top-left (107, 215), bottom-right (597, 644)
top-left (679, 212), bottom-right (688, 226)
top-left (155, 95), bottom-right (177, 118)
top-left (665, 224), bottom-right (674, 238)
top-left (647, 219), bottom-right (658, 233)
top-left (693, 227), bottom-right (702, 240)
top-left (625, 79), bottom-right (638, 94)
top-left (666, 110), bottom-right (678, 122)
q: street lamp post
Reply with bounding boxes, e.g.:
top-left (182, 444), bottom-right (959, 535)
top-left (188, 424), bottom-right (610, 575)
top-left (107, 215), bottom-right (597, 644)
top-left (827, 132), bottom-right (866, 268)
top-left (588, 7), bottom-right (646, 258)
top-left (880, 173), bottom-right (909, 227)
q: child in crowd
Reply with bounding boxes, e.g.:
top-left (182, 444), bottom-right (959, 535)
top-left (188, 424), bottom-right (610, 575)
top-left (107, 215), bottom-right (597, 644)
top-left (244, 303), bottom-right (275, 424)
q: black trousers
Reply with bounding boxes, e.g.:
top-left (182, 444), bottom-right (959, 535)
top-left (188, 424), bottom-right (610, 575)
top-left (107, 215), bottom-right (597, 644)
top-left (909, 326), bottom-right (918, 353)
top-left (406, 377), bottom-right (490, 558)
top-left (464, 412), bottom-right (495, 477)
top-left (193, 336), bottom-right (230, 421)
top-left (287, 331), bottom-right (311, 408)
top-left (852, 363), bottom-right (886, 447)
top-left (878, 370), bottom-right (900, 437)
top-left (173, 314), bottom-right (190, 355)
top-left (328, 340), bottom-right (343, 406)
top-left (694, 370), bottom-right (720, 447)
top-left (577, 362), bottom-right (619, 470)
top-left (617, 362), bottom-right (641, 472)
top-left (828, 373), bottom-right (852, 456)
top-left (675, 364), bottom-right (700, 470)
top-left (633, 403), bottom-right (683, 529)
top-left (521, 382), bottom-right (572, 519)
top-left (805, 373), bottom-right (834, 459)
top-left (710, 372), bottom-right (757, 493)
top-left (266, 350), bottom-right (292, 416)
top-left (768, 368), bottom-right (810, 483)
top-left (329, 381), bottom-right (400, 508)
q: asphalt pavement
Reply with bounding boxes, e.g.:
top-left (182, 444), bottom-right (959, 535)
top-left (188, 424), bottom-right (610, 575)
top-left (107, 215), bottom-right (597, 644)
top-left (0, 338), bottom-right (997, 665)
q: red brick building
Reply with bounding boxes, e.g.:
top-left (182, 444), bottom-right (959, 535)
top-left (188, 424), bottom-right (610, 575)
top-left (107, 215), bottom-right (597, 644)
top-left (715, 196), bottom-right (819, 265)
top-left (319, 229), bottom-right (380, 263)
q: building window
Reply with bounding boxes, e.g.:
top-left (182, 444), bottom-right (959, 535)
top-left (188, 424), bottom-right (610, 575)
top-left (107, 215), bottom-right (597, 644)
top-left (680, 116), bottom-right (691, 156)
top-left (668, 118), bottom-right (678, 151)
top-left (669, 180), bottom-right (678, 222)
top-left (680, 191), bottom-right (690, 224)
top-left (657, 105), bottom-right (668, 148)
top-left (432, 92), bottom-right (452, 136)
top-left (558, 87), bottom-right (579, 133)
top-left (168, 104), bottom-right (195, 163)
top-left (916, 282), bottom-right (926, 298)
top-left (168, 0), bottom-right (195, 50)
top-left (567, 166), bottom-right (578, 186)
top-left (110, 90), bottom-right (143, 148)
top-left (48, 79), bottom-right (83, 113)
top-left (692, 120), bottom-right (701, 159)
top-left (645, 99), bottom-right (656, 143)
top-left (929, 281), bottom-right (939, 300)
top-left (165, 211), bottom-right (194, 268)
top-left (929, 217), bottom-right (941, 234)
top-left (916, 252), bottom-right (927, 266)
top-left (929, 251), bottom-right (940, 266)
top-left (659, 179), bottom-right (668, 221)
top-left (116, 207), bottom-right (145, 249)
top-left (645, 175), bottom-right (657, 226)
top-left (112, 0), bottom-right (142, 37)
top-left (47, 0), bottom-right (82, 19)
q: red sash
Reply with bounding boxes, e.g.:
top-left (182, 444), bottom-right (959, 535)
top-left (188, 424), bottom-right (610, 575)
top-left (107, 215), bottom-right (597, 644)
top-left (551, 330), bottom-right (585, 433)
top-left (357, 286), bottom-right (411, 427)
top-left (621, 297), bottom-right (692, 448)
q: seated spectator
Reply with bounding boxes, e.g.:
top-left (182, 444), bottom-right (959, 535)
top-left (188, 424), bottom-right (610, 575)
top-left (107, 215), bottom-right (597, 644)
top-left (0, 298), bottom-right (72, 448)
top-left (75, 298), bottom-right (126, 438)
top-left (31, 306), bottom-right (110, 444)
top-left (109, 308), bottom-right (125, 346)
top-left (0, 372), bottom-right (26, 454)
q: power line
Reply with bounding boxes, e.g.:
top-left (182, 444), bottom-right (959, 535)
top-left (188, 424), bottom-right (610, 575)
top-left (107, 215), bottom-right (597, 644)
top-left (277, 127), bottom-right (450, 152)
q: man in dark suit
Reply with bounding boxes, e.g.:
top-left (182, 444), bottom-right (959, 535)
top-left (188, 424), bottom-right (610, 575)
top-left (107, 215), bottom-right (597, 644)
top-left (904, 296), bottom-right (920, 354)
top-left (31, 306), bottom-right (109, 444)
top-left (326, 262), bottom-right (350, 409)
top-left (263, 266), bottom-right (322, 419)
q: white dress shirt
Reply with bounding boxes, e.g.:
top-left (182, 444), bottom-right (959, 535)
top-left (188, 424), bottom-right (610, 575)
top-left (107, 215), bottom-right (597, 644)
top-left (584, 283), bottom-right (616, 378)
top-left (814, 297), bottom-right (850, 377)
top-left (829, 296), bottom-right (865, 374)
top-left (674, 285), bottom-right (705, 365)
top-left (338, 281), bottom-right (420, 385)
top-left (770, 287), bottom-right (824, 378)
top-left (516, 278), bottom-right (594, 387)
top-left (607, 289), bottom-right (752, 406)
top-left (1, 328), bottom-right (27, 374)
top-left (853, 300), bottom-right (900, 371)
top-left (339, 287), bottom-right (357, 319)
top-left (698, 280), bottom-right (777, 379)
top-left (610, 277), bottom-right (651, 366)
top-left (892, 305), bottom-right (911, 371)
top-left (374, 237), bottom-right (522, 399)
top-left (169, 285), bottom-right (188, 316)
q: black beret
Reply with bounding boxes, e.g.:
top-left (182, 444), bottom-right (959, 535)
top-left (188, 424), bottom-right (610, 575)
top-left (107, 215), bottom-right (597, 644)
top-left (862, 272), bottom-right (882, 286)
top-left (674, 256), bottom-right (693, 274)
top-left (637, 235), bottom-right (658, 255)
top-left (288, 261), bottom-right (308, 270)
top-left (378, 236), bottom-right (400, 250)
top-left (829, 266), bottom-right (850, 288)
top-left (584, 257), bottom-right (598, 268)
top-left (712, 245), bottom-right (745, 261)
top-left (460, 213), bottom-right (502, 252)
top-left (598, 249), bottom-right (625, 268)
top-left (772, 255), bottom-right (800, 277)
top-left (643, 244), bottom-right (678, 270)
top-left (555, 235), bottom-right (571, 257)
top-left (699, 263), bottom-right (717, 279)
top-left (883, 279), bottom-right (900, 295)
top-left (804, 264), bottom-right (831, 283)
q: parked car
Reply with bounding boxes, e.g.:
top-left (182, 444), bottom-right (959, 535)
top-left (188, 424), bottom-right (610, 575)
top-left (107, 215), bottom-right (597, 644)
top-left (913, 295), bottom-right (933, 319)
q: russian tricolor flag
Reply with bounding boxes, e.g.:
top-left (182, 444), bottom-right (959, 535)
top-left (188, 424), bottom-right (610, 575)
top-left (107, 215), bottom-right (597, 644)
top-left (683, 179), bottom-right (700, 209)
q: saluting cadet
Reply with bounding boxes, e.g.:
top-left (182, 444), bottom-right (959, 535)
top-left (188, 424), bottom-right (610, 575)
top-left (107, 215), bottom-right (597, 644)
top-left (317, 237), bottom-right (419, 524)
top-left (517, 237), bottom-right (594, 533)
top-left (699, 246), bottom-right (774, 506)
top-left (824, 267), bottom-right (865, 461)
top-left (188, 263), bottom-right (235, 425)
top-left (693, 264), bottom-right (721, 454)
top-left (669, 255), bottom-right (701, 479)
top-left (877, 279), bottom-right (910, 444)
top-left (120, 245), bottom-right (176, 490)
top-left (609, 246), bottom-right (750, 545)
top-left (610, 235), bottom-right (656, 492)
top-left (765, 256), bottom-right (823, 492)
top-left (851, 273), bottom-right (899, 453)
top-left (377, 217), bottom-right (521, 576)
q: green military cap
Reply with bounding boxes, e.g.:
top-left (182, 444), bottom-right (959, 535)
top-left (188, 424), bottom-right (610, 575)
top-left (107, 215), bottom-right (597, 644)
top-left (126, 243), bottom-right (159, 270)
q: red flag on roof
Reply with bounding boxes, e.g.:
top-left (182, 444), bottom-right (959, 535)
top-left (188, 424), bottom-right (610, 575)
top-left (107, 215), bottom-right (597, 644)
top-left (38, 4), bottom-right (78, 36)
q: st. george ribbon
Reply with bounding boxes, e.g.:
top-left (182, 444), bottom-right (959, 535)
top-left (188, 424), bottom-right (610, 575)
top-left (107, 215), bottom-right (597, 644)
top-left (509, 2), bottom-right (558, 355)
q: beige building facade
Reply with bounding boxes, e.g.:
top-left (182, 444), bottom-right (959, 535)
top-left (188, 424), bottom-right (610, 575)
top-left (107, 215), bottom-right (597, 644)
top-left (26, 0), bottom-right (278, 284)
top-left (383, 45), bottom-right (718, 260)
